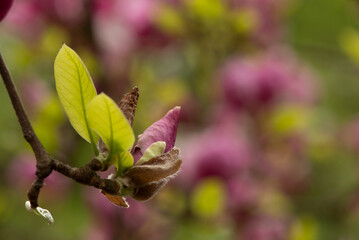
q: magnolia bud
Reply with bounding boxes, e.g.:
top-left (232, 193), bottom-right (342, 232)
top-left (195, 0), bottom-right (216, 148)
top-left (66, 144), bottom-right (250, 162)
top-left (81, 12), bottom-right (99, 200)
top-left (131, 179), bottom-right (167, 201)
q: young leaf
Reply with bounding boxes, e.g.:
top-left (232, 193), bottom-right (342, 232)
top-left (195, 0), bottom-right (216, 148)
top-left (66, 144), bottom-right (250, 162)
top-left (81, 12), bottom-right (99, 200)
top-left (115, 151), bottom-right (134, 176)
top-left (54, 44), bottom-right (99, 154)
top-left (87, 93), bottom-right (135, 159)
top-left (136, 141), bottom-right (166, 165)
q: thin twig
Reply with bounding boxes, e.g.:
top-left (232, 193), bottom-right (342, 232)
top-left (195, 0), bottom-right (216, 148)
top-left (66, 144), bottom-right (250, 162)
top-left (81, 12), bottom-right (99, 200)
top-left (0, 54), bottom-right (50, 163)
top-left (0, 53), bottom-right (53, 207)
top-left (53, 158), bottom-right (120, 195)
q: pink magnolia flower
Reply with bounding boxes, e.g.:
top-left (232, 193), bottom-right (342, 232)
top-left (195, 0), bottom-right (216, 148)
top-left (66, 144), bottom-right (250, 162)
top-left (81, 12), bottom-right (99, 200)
top-left (93, 0), bottom-right (157, 36)
top-left (220, 52), bottom-right (317, 112)
top-left (132, 106), bottom-right (181, 162)
top-left (93, 0), bottom-right (170, 55)
top-left (221, 58), bottom-right (270, 111)
top-left (0, 0), bottom-right (13, 21)
top-left (180, 122), bottom-right (251, 185)
top-left (3, 0), bottom-right (44, 41)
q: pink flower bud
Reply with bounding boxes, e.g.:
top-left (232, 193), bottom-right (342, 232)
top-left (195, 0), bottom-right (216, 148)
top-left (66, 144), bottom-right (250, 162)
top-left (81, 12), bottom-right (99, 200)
top-left (136, 106), bottom-right (181, 156)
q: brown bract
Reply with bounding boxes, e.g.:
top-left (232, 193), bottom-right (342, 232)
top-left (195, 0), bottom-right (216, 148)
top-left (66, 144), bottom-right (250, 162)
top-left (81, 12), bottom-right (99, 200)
top-left (102, 191), bottom-right (129, 208)
top-left (118, 86), bottom-right (139, 126)
top-left (124, 148), bottom-right (181, 187)
top-left (103, 148), bottom-right (181, 207)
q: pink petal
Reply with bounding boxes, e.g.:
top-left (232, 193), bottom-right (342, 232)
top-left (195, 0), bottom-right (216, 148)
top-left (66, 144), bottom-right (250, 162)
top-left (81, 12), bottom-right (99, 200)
top-left (0, 0), bottom-right (13, 21)
top-left (137, 106), bottom-right (180, 153)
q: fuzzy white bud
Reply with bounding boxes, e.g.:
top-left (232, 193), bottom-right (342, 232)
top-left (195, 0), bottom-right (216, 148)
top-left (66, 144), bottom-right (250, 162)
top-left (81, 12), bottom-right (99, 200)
top-left (25, 201), bottom-right (33, 211)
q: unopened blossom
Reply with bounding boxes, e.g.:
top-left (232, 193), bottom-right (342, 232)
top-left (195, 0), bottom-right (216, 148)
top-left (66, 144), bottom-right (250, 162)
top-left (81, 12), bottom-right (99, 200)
top-left (134, 106), bottom-right (181, 159)
top-left (99, 88), bottom-right (182, 207)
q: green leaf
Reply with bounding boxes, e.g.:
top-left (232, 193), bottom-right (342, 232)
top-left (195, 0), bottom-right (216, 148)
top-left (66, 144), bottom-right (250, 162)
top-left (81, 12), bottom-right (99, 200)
top-left (136, 141), bottom-right (166, 165)
top-left (54, 44), bottom-right (99, 154)
top-left (114, 151), bottom-right (134, 176)
top-left (87, 93), bottom-right (135, 159)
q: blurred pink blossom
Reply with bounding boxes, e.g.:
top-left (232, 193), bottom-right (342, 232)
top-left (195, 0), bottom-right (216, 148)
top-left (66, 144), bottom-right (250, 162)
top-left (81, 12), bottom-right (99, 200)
top-left (180, 122), bottom-right (251, 186)
top-left (34, 0), bottom-right (85, 24)
top-left (84, 188), bottom-right (151, 240)
top-left (220, 52), bottom-right (317, 112)
top-left (93, 0), bottom-right (169, 59)
top-left (6, 152), bottom-right (70, 201)
top-left (342, 117), bottom-right (359, 154)
top-left (227, 175), bottom-right (259, 211)
top-left (93, 0), bottom-right (157, 36)
top-left (83, 223), bottom-right (113, 240)
top-left (19, 78), bottom-right (50, 116)
top-left (241, 216), bottom-right (289, 240)
top-left (4, 0), bottom-right (44, 40)
top-left (221, 58), bottom-right (271, 111)
top-left (229, 0), bottom-right (289, 44)
top-left (85, 187), bottom-right (120, 222)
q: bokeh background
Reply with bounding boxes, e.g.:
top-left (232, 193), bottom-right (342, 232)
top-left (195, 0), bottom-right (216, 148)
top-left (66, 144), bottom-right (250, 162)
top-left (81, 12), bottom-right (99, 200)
top-left (1, 0), bottom-right (359, 239)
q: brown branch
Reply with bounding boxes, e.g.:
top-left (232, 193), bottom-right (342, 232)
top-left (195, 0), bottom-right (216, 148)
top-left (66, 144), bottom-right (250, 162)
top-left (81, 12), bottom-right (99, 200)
top-left (53, 158), bottom-right (120, 195)
top-left (0, 53), bottom-right (53, 208)
top-left (0, 53), bottom-right (121, 209)
top-left (0, 54), bottom-right (50, 164)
